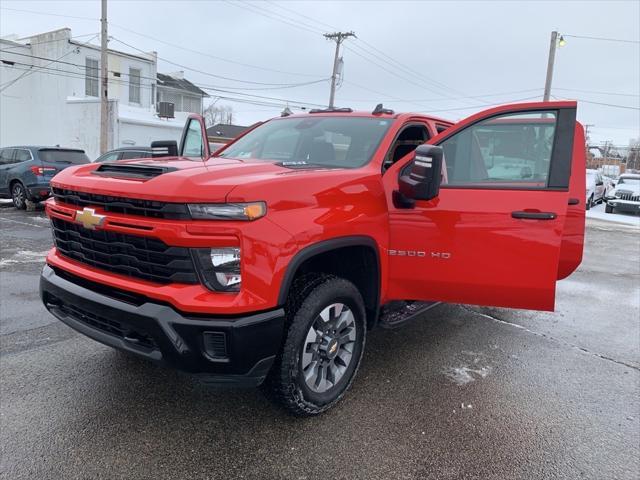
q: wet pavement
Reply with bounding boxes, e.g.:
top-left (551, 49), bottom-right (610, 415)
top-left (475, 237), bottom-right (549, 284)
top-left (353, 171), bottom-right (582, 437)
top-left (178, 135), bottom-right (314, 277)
top-left (1, 204), bottom-right (639, 480)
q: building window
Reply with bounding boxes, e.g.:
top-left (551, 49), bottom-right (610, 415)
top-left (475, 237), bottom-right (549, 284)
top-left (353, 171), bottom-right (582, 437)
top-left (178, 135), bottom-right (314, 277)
top-left (129, 68), bottom-right (141, 104)
top-left (85, 58), bottom-right (99, 97)
top-left (182, 95), bottom-right (201, 113)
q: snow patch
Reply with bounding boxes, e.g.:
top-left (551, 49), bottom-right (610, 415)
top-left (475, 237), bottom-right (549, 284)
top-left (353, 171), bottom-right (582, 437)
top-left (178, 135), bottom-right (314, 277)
top-left (586, 203), bottom-right (640, 228)
top-left (443, 365), bottom-right (492, 385)
top-left (0, 250), bottom-right (49, 267)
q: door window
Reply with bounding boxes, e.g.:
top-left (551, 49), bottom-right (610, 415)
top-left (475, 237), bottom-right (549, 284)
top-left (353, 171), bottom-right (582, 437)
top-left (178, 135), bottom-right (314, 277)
top-left (383, 124), bottom-right (430, 172)
top-left (440, 111), bottom-right (557, 187)
top-left (0, 149), bottom-right (15, 165)
top-left (14, 149), bottom-right (32, 163)
top-left (182, 120), bottom-right (204, 157)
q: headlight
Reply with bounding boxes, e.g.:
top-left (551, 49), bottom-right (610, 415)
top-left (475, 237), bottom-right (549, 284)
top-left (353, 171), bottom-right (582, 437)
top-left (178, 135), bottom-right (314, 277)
top-left (192, 247), bottom-right (241, 292)
top-left (188, 202), bottom-right (266, 221)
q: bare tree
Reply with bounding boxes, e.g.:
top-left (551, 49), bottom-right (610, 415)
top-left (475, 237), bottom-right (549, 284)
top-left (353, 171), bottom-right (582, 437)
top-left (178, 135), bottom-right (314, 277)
top-left (203, 102), bottom-right (234, 127)
top-left (627, 139), bottom-right (640, 171)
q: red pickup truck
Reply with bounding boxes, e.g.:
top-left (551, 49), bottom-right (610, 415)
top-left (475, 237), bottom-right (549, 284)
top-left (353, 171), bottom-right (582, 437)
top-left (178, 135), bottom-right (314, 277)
top-left (40, 101), bottom-right (585, 415)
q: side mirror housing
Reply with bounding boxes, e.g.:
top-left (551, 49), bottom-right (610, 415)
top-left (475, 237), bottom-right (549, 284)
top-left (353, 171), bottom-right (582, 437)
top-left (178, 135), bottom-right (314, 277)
top-left (150, 140), bottom-right (178, 158)
top-left (397, 144), bottom-right (444, 204)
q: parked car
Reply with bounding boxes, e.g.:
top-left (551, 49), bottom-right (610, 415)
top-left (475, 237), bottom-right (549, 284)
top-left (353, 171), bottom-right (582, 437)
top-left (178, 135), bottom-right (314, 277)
top-left (585, 169), bottom-right (605, 210)
top-left (94, 147), bottom-right (154, 163)
top-left (604, 173), bottom-right (640, 214)
top-left (40, 102), bottom-right (586, 415)
top-left (0, 146), bottom-right (89, 209)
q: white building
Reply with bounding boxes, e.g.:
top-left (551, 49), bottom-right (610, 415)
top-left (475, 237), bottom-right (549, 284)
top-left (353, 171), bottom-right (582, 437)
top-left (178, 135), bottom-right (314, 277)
top-left (0, 28), bottom-right (205, 159)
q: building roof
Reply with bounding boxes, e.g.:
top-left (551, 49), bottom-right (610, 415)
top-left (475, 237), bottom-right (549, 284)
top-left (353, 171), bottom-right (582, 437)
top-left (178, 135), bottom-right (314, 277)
top-left (206, 123), bottom-right (250, 139)
top-left (157, 72), bottom-right (208, 97)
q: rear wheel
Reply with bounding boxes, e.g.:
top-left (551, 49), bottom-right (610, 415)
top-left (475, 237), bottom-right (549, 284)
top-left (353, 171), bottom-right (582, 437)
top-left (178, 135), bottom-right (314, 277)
top-left (11, 182), bottom-right (26, 209)
top-left (264, 274), bottom-right (366, 416)
top-left (586, 195), bottom-right (593, 211)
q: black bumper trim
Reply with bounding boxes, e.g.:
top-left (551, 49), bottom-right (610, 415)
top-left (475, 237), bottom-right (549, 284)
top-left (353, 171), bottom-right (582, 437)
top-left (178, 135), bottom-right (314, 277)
top-left (40, 265), bottom-right (284, 386)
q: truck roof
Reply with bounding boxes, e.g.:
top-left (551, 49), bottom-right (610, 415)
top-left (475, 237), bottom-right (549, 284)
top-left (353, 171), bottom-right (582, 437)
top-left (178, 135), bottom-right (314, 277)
top-left (282, 109), bottom-right (454, 126)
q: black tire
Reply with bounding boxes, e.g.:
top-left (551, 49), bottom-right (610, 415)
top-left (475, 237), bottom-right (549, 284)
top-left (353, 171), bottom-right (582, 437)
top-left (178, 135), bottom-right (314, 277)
top-left (264, 274), bottom-right (366, 416)
top-left (605, 204), bottom-right (614, 214)
top-left (586, 195), bottom-right (593, 211)
top-left (11, 181), bottom-right (27, 210)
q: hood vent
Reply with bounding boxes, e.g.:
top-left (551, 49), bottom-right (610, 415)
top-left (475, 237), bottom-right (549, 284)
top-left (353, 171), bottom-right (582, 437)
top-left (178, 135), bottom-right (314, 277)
top-left (92, 163), bottom-right (177, 180)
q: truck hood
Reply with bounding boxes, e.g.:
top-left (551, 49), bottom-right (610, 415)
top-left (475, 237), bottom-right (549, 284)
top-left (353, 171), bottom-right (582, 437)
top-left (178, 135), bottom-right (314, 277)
top-left (50, 156), bottom-right (338, 203)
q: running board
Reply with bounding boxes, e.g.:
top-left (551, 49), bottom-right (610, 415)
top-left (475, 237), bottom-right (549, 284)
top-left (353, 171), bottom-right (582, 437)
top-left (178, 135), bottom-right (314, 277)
top-left (378, 301), bottom-right (441, 329)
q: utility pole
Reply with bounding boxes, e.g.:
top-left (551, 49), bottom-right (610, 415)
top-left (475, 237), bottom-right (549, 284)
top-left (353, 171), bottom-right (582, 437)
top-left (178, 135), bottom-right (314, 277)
top-left (543, 30), bottom-right (558, 102)
top-left (100, 0), bottom-right (109, 154)
top-left (324, 31), bottom-right (355, 108)
top-left (584, 124), bottom-right (594, 144)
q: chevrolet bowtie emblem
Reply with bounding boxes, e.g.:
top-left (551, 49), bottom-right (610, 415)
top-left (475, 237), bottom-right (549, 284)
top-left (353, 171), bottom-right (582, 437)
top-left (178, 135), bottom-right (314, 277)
top-left (74, 207), bottom-right (106, 230)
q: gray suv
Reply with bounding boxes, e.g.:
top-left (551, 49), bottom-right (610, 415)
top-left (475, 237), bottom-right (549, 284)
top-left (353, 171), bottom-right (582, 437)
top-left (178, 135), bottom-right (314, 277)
top-left (0, 146), bottom-right (90, 209)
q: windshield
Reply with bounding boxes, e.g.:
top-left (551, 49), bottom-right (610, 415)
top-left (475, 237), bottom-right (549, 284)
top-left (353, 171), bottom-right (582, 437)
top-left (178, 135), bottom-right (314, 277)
top-left (39, 149), bottom-right (90, 164)
top-left (618, 177), bottom-right (640, 186)
top-left (217, 116), bottom-right (393, 168)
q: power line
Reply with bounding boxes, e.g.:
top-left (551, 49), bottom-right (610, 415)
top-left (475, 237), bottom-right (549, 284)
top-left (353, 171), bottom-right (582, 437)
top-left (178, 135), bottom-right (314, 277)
top-left (258, 1), bottom-right (475, 103)
top-left (0, 6), bottom-right (324, 79)
top-left (221, 0), bottom-right (324, 37)
top-left (1, 48), bottom-right (332, 91)
top-left (225, 0), bottom-right (471, 105)
top-left (2, 59), bottom-right (327, 109)
top-left (266, 1), bottom-right (339, 31)
top-left (343, 45), bottom-right (475, 107)
top-left (340, 87), bottom-right (544, 104)
top-left (572, 99), bottom-right (640, 110)
top-left (551, 94), bottom-right (640, 110)
top-left (110, 37), bottom-right (328, 87)
top-left (3, 63), bottom-right (321, 111)
top-left (0, 34), bottom-right (99, 92)
top-left (554, 87), bottom-right (640, 98)
top-left (0, 6), bottom-right (97, 21)
top-left (108, 23), bottom-right (324, 78)
top-left (563, 34), bottom-right (640, 45)
top-left (0, 33), bottom-right (100, 50)
top-left (417, 96), bottom-right (543, 114)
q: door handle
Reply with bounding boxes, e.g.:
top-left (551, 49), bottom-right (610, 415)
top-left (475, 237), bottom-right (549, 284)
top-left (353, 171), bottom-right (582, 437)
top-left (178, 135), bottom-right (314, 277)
top-left (511, 211), bottom-right (557, 220)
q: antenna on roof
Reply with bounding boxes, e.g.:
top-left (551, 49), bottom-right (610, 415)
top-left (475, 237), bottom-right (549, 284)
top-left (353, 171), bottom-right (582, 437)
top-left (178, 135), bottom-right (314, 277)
top-left (372, 103), bottom-right (394, 115)
top-left (281, 106), bottom-right (293, 117)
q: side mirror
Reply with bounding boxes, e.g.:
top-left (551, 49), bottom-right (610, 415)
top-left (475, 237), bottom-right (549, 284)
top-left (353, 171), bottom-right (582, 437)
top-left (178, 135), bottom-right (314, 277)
top-left (150, 140), bottom-right (178, 158)
top-left (396, 144), bottom-right (444, 207)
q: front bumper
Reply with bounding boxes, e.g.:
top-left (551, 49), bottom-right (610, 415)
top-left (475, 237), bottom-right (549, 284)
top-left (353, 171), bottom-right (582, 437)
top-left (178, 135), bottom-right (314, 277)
top-left (605, 199), bottom-right (640, 213)
top-left (40, 265), bottom-right (284, 386)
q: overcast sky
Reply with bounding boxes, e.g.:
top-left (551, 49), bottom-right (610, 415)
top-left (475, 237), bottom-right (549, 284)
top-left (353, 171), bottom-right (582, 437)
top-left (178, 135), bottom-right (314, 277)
top-left (2, 0), bottom-right (639, 146)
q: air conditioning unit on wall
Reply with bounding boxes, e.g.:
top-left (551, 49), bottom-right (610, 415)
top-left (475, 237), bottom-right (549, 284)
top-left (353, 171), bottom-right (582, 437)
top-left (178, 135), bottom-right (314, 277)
top-left (157, 101), bottom-right (175, 119)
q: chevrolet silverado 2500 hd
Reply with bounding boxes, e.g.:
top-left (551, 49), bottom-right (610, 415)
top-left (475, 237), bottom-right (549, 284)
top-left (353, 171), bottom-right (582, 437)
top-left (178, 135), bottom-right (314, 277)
top-left (40, 101), bottom-right (586, 415)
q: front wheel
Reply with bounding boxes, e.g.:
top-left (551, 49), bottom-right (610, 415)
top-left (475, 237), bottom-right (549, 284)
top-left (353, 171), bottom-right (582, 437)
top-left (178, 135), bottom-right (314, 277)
top-left (586, 195), bottom-right (593, 211)
top-left (265, 275), bottom-right (366, 416)
top-left (605, 204), bottom-right (614, 213)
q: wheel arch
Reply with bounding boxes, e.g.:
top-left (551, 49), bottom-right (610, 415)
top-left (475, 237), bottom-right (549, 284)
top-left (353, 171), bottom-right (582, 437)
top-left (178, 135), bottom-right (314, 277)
top-left (277, 236), bottom-right (381, 329)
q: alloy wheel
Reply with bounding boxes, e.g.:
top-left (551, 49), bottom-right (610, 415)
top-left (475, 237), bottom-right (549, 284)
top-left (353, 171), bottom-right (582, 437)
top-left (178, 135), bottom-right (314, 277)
top-left (12, 183), bottom-right (25, 209)
top-left (301, 303), bottom-right (357, 393)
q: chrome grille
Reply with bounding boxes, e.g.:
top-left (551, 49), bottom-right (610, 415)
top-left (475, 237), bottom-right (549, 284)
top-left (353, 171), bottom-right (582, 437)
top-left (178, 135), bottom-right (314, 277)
top-left (51, 217), bottom-right (198, 284)
top-left (615, 190), bottom-right (640, 202)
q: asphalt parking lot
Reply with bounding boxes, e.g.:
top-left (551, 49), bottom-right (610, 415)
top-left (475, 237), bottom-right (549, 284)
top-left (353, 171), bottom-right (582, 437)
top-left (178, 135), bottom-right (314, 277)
top-left (1, 204), bottom-right (638, 480)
